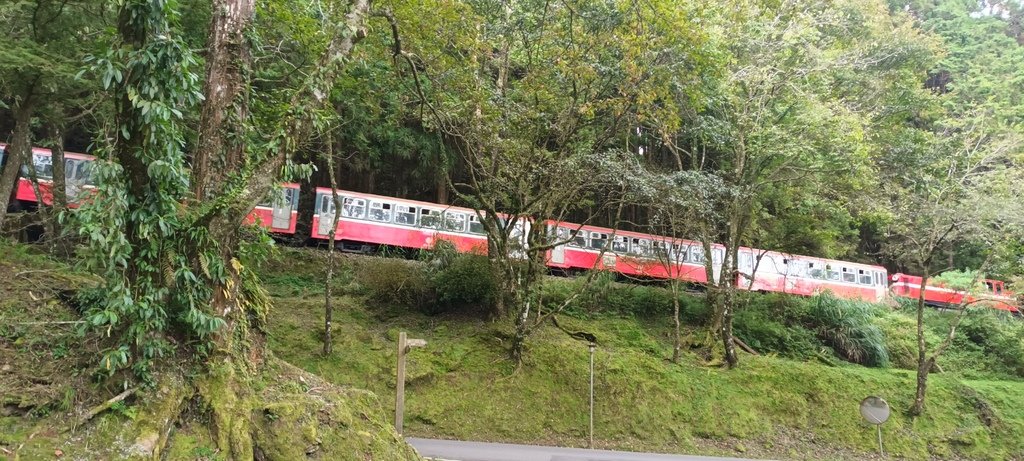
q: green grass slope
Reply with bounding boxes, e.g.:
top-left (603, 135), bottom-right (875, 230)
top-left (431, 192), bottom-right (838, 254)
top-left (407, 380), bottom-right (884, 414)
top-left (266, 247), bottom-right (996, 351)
top-left (265, 248), bottom-right (1024, 461)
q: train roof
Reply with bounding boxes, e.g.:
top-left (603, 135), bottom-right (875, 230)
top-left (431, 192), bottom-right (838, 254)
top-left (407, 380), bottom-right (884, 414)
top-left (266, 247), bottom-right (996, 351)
top-left (0, 143), bottom-right (94, 161)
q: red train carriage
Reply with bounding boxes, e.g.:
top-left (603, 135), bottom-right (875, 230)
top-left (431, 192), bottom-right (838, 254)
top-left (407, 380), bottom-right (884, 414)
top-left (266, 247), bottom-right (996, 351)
top-left (244, 183), bottom-right (300, 234)
top-left (738, 251), bottom-right (889, 303)
top-left (0, 143), bottom-right (97, 208)
top-left (310, 187), bottom-right (488, 254)
top-left (545, 221), bottom-right (725, 283)
top-left (1, 144), bottom-right (299, 235)
top-left (890, 273), bottom-right (1020, 314)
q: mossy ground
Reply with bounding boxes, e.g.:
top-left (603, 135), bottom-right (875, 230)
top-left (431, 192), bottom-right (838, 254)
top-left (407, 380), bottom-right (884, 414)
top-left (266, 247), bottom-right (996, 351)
top-left (265, 248), bottom-right (1024, 460)
top-left (0, 242), bottom-right (419, 461)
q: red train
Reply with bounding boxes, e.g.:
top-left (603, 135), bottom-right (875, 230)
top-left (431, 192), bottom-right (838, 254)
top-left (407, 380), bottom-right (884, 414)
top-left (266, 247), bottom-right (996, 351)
top-left (2, 143), bottom-right (1019, 315)
top-left (0, 144), bottom-right (301, 235)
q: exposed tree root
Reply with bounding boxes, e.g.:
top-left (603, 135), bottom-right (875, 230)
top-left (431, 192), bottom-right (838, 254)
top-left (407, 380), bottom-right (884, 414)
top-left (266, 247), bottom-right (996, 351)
top-left (15, 356), bottom-right (420, 460)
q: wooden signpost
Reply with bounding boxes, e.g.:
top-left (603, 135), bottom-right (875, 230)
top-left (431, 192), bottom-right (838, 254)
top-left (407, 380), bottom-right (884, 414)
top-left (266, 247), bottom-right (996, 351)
top-left (395, 331), bottom-right (427, 435)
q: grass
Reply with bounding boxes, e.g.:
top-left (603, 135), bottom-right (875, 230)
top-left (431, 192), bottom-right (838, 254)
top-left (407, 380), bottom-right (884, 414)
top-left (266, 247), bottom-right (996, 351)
top-left (264, 248), bottom-right (1024, 460)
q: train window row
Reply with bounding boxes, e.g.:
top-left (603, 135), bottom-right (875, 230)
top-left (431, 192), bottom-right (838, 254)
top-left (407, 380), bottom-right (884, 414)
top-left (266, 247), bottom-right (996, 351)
top-left (257, 187), bottom-right (299, 209)
top-left (19, 154), bottom-right (94, 184)
top-left (318, 193), bottom-right (486, 235)
top-left (556, 227), bottom-right (723, 263)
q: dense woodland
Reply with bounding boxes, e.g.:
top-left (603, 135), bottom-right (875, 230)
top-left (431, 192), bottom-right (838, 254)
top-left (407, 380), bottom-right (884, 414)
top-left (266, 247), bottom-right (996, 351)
top-left (1, 0), bottom-right (1023, 458)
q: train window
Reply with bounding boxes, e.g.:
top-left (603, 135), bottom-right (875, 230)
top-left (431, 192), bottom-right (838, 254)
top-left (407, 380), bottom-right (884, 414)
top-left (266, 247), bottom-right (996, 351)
top-left (690, 246), bottom-right (705, 263)
top-left (444, 211), bottom-right (467, 232)
top-left (468, 215), bottom-right (485, 234)
top-left (22, 154), bottom-right (54, 179)
top-left (635, 239), bottom-right (653, 257)
top-left (808, 262), bottom-right (824, 280)
top-left (420, 208), bottom-right (442, 229)
top-left (712, 249), bottom-right (723, 265)
top-left (612, 236), bottom-right (629, 253)
top-left (368, 201), bottom-right (393, 223)
top-left (858, 269), bottom-right (872, 285)
top-left (788, 260), bottom-right (808, 278)
top-left (841, 267), bottom-right (856, 283)
top-left (589, 232), bottom-right (607, 250)
top-left (394, 205), bottom-right (417, 225)
top-left (570, 229), bottom-right (587, 247)
top-left (825, 265), bottom-right (840, 281)
top-left (341, 197), bottom-right (366, 219)
top-left (672, 244), bottom-right (688, 262)
top-left (318, 194), bottom-right (335, 214)
top-left (874, 272), bottom-right (883, 286)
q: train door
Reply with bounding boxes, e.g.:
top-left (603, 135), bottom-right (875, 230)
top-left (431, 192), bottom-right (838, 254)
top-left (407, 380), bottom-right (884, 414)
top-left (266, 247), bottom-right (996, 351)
top-left (271, 188), bottom-right (293, 229)
top-left (711, 248), bottom-right (724, 283)
top-left (509, 219), bottom-right (530, 259)
top-left (317, 193), bottom-right (336, 236)
top-left (549, 226), bottom-right (566, 265)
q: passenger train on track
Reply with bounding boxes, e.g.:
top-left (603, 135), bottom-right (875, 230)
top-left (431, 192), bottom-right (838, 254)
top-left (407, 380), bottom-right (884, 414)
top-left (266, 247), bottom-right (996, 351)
top-left (1, 144), bottom-right (1019, 315)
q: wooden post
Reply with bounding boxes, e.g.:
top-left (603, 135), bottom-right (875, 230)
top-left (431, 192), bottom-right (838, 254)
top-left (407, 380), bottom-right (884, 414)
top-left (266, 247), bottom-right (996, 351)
top-left (395, 332), bottom-right (427, 435)
top-left (589, 342), bottom-right (595, 449)
top-left (395, 331), bottom-right (407, 435)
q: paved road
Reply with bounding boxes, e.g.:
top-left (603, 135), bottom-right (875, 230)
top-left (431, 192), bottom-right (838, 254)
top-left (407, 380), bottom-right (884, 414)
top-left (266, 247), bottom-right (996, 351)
top-left (406, 438), bottom-right (769, 461)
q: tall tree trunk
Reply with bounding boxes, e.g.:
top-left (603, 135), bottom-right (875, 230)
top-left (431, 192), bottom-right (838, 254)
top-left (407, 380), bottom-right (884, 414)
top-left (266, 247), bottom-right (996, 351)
top-left (323, 139), bottom-right (343, 356)
top-left (909, 269), bottom-right (930, 417)
top-left (48, 124), bottom-right (68, 244)
top-left (192, 0), bottom-right (253, 200)
top-left (0, 96), bottom-right (35, 231)
top-left (436, 171), bottom-right (448, 204)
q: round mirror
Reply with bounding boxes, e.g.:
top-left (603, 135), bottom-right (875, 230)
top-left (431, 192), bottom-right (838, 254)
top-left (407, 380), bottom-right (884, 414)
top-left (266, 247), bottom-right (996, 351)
top-left (860, 396), bottom-right (890, 425)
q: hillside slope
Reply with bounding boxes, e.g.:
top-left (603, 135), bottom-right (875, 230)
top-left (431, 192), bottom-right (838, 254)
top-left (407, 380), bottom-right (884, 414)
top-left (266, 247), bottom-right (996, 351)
top-left (266, 248), bottom-right (1024, 461)
top-left (0, 242), bottom-right (419, 460)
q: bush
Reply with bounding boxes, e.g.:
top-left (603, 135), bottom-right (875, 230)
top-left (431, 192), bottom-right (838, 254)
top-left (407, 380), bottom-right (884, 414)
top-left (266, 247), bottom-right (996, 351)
top-left (953, 310), bottom-right (1024, 377)
top-left (735, 294), bottom-right (818, 359)
top-left (355, 258), bottom-right (435, 311)
top-left (431, 254), bottom-right (496, 317)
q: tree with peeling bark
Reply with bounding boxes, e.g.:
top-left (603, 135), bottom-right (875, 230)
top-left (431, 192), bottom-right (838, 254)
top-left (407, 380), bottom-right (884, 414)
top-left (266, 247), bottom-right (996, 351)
top-left (61, 0), bottom-right (418, 457)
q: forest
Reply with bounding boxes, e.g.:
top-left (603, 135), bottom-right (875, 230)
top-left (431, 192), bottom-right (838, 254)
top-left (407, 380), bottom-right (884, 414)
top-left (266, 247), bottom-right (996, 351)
top-left (1, 0), bottom-right (1023, 459)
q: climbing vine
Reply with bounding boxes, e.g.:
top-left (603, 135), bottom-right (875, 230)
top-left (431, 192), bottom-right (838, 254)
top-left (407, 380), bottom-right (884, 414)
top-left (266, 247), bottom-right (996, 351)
top-left (74, 0), bottom-right (224, 380)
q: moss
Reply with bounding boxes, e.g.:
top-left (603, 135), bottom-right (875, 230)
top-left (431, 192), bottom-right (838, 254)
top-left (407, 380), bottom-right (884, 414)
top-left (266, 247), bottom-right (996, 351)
top-left (264, 249), bottom-right (1024, 460)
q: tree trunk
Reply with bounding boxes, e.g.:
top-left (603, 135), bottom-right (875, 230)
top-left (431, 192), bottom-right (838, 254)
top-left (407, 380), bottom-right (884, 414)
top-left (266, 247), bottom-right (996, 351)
top-left (671, 280), bottom-right (681, 363)
top-left (721, 284), bottom-right (738, 367)
top-left (323, 140), bottom-right (343, 356)
top-left (0, 97), bottom-right (35, 231)
top-left (46, 123), bottom-right (67, 247)
top-left (910, 357), bottom-right (933, 416)
top-left (192, 0), bottom-right (253, 200)
top-left (909, 269), bottom-right (931, 417)
top-left (436, 171), bottom-right (448, 205)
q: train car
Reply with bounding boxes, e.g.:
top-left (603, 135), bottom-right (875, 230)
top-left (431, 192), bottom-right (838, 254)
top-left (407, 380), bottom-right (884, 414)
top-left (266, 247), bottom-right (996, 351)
top-left (311, 187), bottom-right (489, 254)
top-left (1, 143), bottom-right (299, 235)
top-left (737, 251), bottom-right (889, 303)
top-left (545, 221), bottom-right (725, 283)
top-left (0, 143), bottom-right (97, 208)
top-left (244, 183), bottom-right (300, 234)
top-left (890, 273), bottom-right (1020, 314)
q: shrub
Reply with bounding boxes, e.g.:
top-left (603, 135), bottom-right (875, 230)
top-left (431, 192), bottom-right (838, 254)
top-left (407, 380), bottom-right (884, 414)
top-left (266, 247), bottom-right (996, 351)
top-left (734, 304), bottom-right (819, 359)
top-left (431, 254), bottom-right (496, 316)
top-left (355, 258), bottom-right (435, 311)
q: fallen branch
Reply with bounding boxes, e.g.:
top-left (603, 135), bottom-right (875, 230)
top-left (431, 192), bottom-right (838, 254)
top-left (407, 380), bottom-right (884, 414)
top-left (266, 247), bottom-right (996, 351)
top-left (81, 388), bottom-right (136, 423)
top-left (734, 337), bottom-right (759, 356)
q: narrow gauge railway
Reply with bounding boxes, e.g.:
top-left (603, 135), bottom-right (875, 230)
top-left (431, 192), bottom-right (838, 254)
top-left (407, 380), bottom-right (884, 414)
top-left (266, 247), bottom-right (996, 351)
top-left (2, 144), bottom-right (1019, 315)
